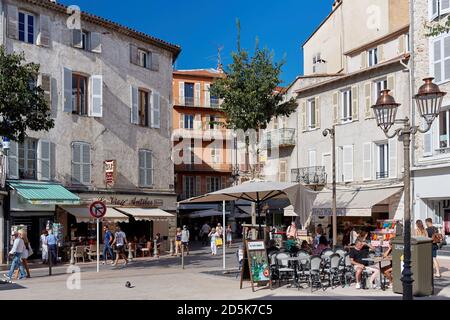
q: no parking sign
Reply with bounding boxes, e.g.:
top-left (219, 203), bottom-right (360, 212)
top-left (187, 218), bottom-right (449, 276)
top-left (90, 201), bottom-right (107, 219)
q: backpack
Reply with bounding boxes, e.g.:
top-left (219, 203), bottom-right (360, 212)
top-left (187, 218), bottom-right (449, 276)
top-left (432, 227), bottom-right (443, 244)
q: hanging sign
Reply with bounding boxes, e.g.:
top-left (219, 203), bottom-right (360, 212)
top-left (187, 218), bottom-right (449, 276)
top-left (104, 160), bottom-right (116, 187)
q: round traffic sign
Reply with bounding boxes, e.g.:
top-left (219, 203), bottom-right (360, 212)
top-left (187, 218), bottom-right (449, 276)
top-left (89, 201), bottom-right (107, 219)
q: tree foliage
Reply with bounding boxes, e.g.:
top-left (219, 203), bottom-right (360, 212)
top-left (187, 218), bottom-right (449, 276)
top-left (425, 17), bottom-right (450, 37)
top-left (210, 21), bottom-right (297, 132)
top-left (0, 45), bottom-right (54, 142)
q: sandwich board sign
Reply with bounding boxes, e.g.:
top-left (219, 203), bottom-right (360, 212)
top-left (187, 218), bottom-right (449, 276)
top-left (240, 240), bottom-right (272, 292)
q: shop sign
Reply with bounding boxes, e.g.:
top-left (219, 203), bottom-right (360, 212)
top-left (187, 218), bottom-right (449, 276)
top-left (104, 160), bottom-right (116, 187)
top-left (97, 196), bottom-right (164, 208)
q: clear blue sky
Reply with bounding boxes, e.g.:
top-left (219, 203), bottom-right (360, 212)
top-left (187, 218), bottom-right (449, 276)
top-left (60, 0), bottom-right (334, 85)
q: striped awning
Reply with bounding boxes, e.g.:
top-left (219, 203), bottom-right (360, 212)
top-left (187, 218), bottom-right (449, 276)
top-left (8, 181), bottom-right (80, 205)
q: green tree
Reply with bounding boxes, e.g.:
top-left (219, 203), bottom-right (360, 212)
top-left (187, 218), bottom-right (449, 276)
top-left (211, 21), bottom-right (297, 132)
top-left (0, 45), bottom-right (54, 142)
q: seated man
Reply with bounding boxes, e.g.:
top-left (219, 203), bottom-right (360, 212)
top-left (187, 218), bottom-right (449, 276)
top-left (349, 239), bottom-right (380, 289)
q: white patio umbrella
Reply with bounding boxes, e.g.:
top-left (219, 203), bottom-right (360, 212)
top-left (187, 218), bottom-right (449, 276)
top-left (180, 180), bottom-right (318, 227)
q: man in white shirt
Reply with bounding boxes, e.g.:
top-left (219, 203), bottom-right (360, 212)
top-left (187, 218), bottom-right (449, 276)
top-left (181, 226), bottom-right (190, 255)
top-left (3, 231), bottom-right (27, 280)
top-left (111, 225), bottom-right (128, 267)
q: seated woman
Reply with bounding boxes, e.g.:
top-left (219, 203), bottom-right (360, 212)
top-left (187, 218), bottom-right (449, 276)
top-left (313, 235), bottom-right (330, 255)
top-left (380, 241), bottom-right (393, 285)
top-left (285, 237), bottom-right (299, 254)
top-left (300, 240), bottom-right (312, 254)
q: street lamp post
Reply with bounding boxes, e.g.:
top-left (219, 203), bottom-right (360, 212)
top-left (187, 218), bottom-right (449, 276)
top-left (323, 126), bottom-right (337, 248)
top-left (372, 78), bottom-right (446, 300)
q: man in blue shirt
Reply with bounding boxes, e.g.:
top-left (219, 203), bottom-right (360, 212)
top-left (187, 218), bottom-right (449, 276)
top-left (46, 229), bottom-right (57, 265)
top-left (102, 225), bottom-right (115, 264)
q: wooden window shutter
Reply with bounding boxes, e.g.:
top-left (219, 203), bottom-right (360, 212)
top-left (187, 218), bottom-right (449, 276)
top-left (179, 82), bottom-right (185, 105)
top-left (150, 53), bottom-right (159, 71)
top-left (342, 145), bottom-right (354, 182)
top-left (204, 83), bottom-right (211, 108)
top-left (38, 140), bottom-right (51, 181)
top-left (130, 44), bottom-right (139, 65)
top-left (39, 74), bottom-right (52, 109)
top-left (315, 97), bottom-right (321, 129)
top-left (130, 85), bottom-right (139, 124)
top-left (72, 29), bottom-right (83, 48)
top-left (398, 35), bottom-right (406, 54)
top-left (361, 51), bottom-right (367, 69)
top-left (194, 83), bottom-right (201, 107)
top-left (301, 101), bottom-right (307, 132)
top-left (377, 44), bottom-right (384, 62)
top-left (7, 5), bottom-right (18, 39)
top-left (387, 74), bottom-right (395, 98)
top-left (72, 143), bottom-right (82, 184)
top-left (332, 92), bottom-right (339, 125)
top-left (8, 141), bottom-right (19, 179)
top-left (90, 75), bottom-right (103, 117)
top-left (138, 150), bottom-right (146, 186)
top-left (351, 85), bottom-right (359, 121)
top-left (179, 113), bottom-right (185, 129)
top-left (364, 82), bottom-right (372, 119)
top-left (63, 67), bottom-right (73, 113)
top-left (151, 92), bottom-right (161, 128)
top-left (38, 15), bottom-right (51, 47)
top-left (81, 143), bottom-right (91, 185)
top-left (363, 142), bottom-right (372, 181)
top-left (90, 32), bottom-right (102, 53)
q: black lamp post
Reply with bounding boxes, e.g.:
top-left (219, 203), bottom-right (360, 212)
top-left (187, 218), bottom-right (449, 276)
top-left (371, 78), bottom-right (446, 300)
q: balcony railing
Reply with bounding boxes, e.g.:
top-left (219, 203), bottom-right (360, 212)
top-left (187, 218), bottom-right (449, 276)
top-left (261, 128), bottom-right (296, 150)
top-left (174, 97), bottom-right (222, 108)
top-left (376, 171), bottom-right (389, 179)
top-left (435, 147), bottom-right (450, 155)
top-left (291, 166), bottom-right (327, 185)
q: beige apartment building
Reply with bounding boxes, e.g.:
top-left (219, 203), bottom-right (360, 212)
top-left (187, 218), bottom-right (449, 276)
top-left (262, 0), bottom-right (411, 236)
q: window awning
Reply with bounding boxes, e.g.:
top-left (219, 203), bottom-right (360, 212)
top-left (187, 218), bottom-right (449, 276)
top-left (116, 208), bottom-right (175, 221)
top-left (284, 205), bottom-right (298, 217)
top-left (312, 187), bottom-right (403, 217)
top-left (61, 206), bottom-right (129, 223)
top-left (188, 209), bottom-right (230, 219)
top-left (8, 181), bottom-right (80, 205)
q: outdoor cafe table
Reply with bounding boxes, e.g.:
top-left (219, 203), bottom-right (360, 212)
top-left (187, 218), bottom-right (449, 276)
top-left (362, 256), bottom-right (392, 291)
top-left (286, 256), bottom-right (303, 288)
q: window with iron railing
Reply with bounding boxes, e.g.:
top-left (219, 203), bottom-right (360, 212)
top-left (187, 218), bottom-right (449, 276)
top-left (291, 167), bottom-right (327, 185)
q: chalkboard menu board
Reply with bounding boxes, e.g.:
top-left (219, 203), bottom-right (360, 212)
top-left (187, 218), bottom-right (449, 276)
top-left (240, 240), bottom-right (272, 292)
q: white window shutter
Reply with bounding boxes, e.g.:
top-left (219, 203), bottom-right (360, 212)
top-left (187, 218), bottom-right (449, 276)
top-left (138, 151), bottom-right (145, 186)
top-left (38, 15), bottom-right (50, 47)
top-left (431, 0), bottom-right (438, 19)
top-left (444, 36), bottom-right (450, 81)
top-left (424, 126), bottom-right (433, 157)
top-left (363, 142), bottom-right (372, 181)
top-left (443, 0), bottom-right (450, 11)
top-left (72, 143), bottom-right (81, 184)
top-left (343, 145), bottom-right (354, 182)
top-left (90, 75), bottom-right (103, 117)
top-left (333, 92), bottom-right (339, 125)
top-left (398, 34), bottom-right (406, 54)
top-left (7, 5), bottom-right (18, 39)
top-left (315, 97), bottom-right (321, 129)
top-left (37, 140), bottom-right (51, 181)
top-left (179, 113), bottom-right (185, 129)
top-left (8, 141), bottom-right (19, 179)
top-left (433, 39), bottom-right (442, 83)
top-left (308, 150), bottom-right (316, 167)
top-left (388, 138), bottom-right (397, 178)
top-left (194, 83), bottom-right (201, 107)
top-left (377, 44), bottom-right (384, 62)
top-left (145, 151), bottom-right (153, 186)
top-left (301, 101), bottom-right (306, 131)
top-left (90, 32), bottom-right (102, 53)
top-left (82, 144), bottom-right (91, 184)
top-left (130, 44), bottom-right (139, 65)
top-left (179, 82), bottom-right (185, 105)
top-left (72, 29), bottom-right (83, 48)
top-left (151, 92), bottom-right (161, 128)
top-left (361, 51), bottom-right (367, 69)
top-left (39, 74), bottom-right (52, 109)
top-left (130, 85), bottom-right (138, 124)
top-left (150, 53), bottom-right (159, 71)
top-left (364, 82), bottom-right (372, 119)
top-left (205, 115), bottom-right (211, 130)
top-left (63, 67), bottom-right (73, 113)
top-left (351, 85), bottom-right (359, 121)
top-left (195, 114), bottom-right (202, 130)
top-left (204, 83), bottom-right (211, 108)
top-left (387, 74), bottom-right (396, 97)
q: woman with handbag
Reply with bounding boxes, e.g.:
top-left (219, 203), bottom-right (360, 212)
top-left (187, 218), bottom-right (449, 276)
top-left (15, 230), bottom-right (32, 279)
top-left (209, 228), bottom-right (218, 256)
top-left (425, 218), bottom-right (442, 278)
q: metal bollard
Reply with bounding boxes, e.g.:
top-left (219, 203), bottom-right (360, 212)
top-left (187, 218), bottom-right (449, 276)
top-left (128, 244), bottom-right (133, 261)
top-left (153, 240), bottom-right (158, 257)
top-left (181, 242), bottom-right (184, 269)
top-left (169, 240), bottom-right (174, 256)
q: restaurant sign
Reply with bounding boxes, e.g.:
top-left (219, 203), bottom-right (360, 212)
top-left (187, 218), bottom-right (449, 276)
top-left (104, 160), bottom-right (116, 187)
top-left (96, 196), bottom-right (164, 208)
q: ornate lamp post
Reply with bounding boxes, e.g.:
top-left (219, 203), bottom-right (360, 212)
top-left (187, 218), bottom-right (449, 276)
top-left (323, 126), bottom-right (337, 248)
top-left (372, 78), bottom-right (446, 300)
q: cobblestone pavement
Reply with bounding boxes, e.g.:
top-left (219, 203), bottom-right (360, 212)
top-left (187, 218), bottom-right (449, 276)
top-left (1, 244), bottom-right (449, 300)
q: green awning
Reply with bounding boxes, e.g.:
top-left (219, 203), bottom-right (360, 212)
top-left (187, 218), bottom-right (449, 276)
top-left (8, 181), bottom-right (80, 205)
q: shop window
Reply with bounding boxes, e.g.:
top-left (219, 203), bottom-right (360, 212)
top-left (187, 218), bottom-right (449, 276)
top-left (72, 74), bottom-right (88, 115)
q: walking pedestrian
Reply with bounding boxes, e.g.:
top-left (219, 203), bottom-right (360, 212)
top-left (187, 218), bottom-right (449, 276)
top-left (155, 233), bottom-right (162, 258)
top-left (181, 225), bottom-right (190, 256)
top-left (3, 231), bottom-right (26, 281)
top-left (415, 219), bottom-right (428, 237)
top-left (111, 225), bottom-right (128, 267)
top-left (40, 229), bottom-right (48, 264)
top-left (102, 225), bottom-right (115, 264)
top-left (200, 222), bottom-right (211, 246)
top-left (425, 218), bottom-right (442, 278)
top-left (174, 227), bottom-right (182, 256)
top-left (216, 223), bottom-right (223, 237)
top-left (209, 228), bottom-right (218, 255)
top-left (226, 225), bottom-right (233, 248)
top-left (46, 229), bottom-right (58, 265)
top-left (15, 230), bottom-right (32, 279)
